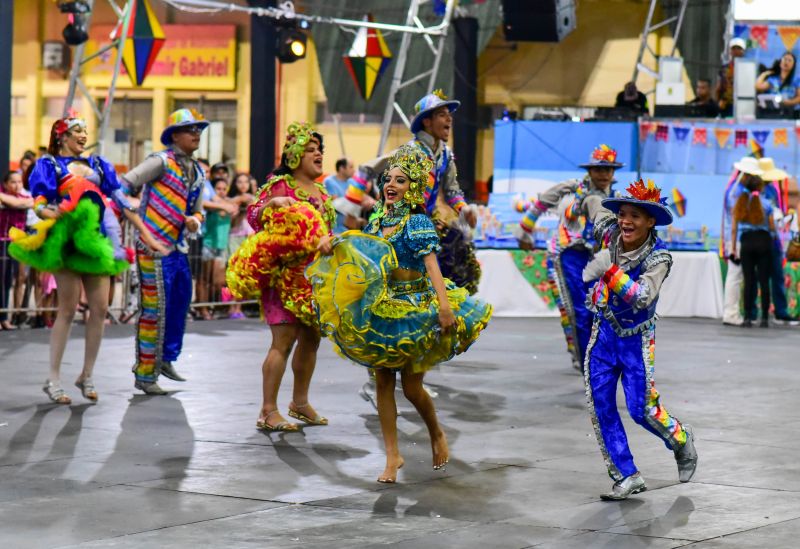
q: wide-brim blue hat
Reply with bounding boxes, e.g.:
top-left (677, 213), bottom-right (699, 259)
top-left (409, 91), bottom-right (460, 134)
top-left (160, 108), bottom-right (210, 146)
top-left (602, 179), bottom-right (673, 226)
top-left (579, 144), bottom-right (625, 169)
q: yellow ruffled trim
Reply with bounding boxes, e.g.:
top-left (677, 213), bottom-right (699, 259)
top-left (226, 202), bottom-right (326, 327)
top-left (8, 219), bottom-right (56, 251)
top-left (308, 231), bottom-right (493, 373)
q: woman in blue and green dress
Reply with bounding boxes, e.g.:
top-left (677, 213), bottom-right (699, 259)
top-left (307, 145), bottom-right (492, 483)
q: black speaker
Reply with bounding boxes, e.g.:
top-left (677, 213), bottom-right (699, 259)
top-left (502, 0), bottom-right (577, 42)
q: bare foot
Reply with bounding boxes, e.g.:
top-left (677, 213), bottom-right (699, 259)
top-left (431, 431), bottom-right (449, 470)
top-left (377, 455), bottom-right (405, 483)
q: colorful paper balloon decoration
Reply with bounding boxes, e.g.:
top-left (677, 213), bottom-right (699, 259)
top-left (342, 14), bottom-right (392, 101)
top-left (669, 188), bottom-right (687, 218)
top-left (113, 0), bottom-right (165, 87)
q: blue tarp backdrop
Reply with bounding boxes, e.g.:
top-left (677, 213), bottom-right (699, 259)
top-left (490, 119), bottom-right (800, 238)
top-left (493, 120), bottom-right (639, 185)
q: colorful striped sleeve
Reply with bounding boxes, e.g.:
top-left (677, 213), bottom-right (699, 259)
top-left (601, 264), bottom-right (643, 305)
top-left (446, 193), bottom-right (467, 212)
top-left (519, 200), bottom-right (547, 233)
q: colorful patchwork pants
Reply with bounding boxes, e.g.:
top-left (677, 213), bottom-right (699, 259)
top-left (549, 247), bottom-right (592, 369)
top-left (133, 250), bottom-right (192, 382)
top-left (584, 320), bottom-right (687, 481)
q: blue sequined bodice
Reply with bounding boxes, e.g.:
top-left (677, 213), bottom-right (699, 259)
top-left (364, 213), bottom-right (440, 272)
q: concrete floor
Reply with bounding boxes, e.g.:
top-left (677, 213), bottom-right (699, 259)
top-left (0, 316), bottom-right (796, 548)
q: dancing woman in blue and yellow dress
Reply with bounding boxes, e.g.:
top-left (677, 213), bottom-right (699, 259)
top-left (307, 145), bottom-right (492, 483)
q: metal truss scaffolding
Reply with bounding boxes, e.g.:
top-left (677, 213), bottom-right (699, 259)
top-left (63, 0), bottom-right (135, 155)
top-left (376, 0), bottom-right (455, 155)
top-left (631, 0), bottom-right (690, 83)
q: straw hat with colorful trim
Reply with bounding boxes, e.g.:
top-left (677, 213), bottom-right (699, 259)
top-left (602, 179), bottom-right (673, 226)
top-left (579, 144), bottom-right (625, 169)
top-left (758, 157), bottom-right (789, 181)
top-left (409, 90), bottom-right (460, 134)
top-left (160, 108), bottom-right (209, 146)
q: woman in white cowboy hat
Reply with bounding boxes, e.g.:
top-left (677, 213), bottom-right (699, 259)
top-left (580, 179), bottom-right (697, 501)
top-left (756, 158), bottom-right (798, 323)
top-left (731, 171), bottom-right (776, 328)
top-left (722, 156), bottom-right (763, 326)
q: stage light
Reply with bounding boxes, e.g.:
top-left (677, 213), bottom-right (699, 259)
top-left (290, 39), bottom-right (306, 57)
top-left (58, 1), bottom-right (91, 46)
top-left (277, 28), bottom-right (307, 63)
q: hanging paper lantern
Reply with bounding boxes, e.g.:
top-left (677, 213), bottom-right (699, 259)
top-left (342, 14), bottom-right (392, 101)
top-left (113, 0), bottom-right (165, 87)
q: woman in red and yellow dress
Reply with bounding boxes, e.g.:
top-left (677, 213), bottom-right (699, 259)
top-left (227, 123), bottom-right (334, 431)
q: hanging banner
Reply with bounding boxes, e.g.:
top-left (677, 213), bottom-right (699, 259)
top-left (777, 26), bottom-right (800, 52)
top-left (692, 128), bottom-right (708, 146)
top-left (673, 127), bottom-right (690, 142)
top-left (735, 129), bottom-right (748, 147)
top-left (749, 26), bottom-right (769, 49)
top-left (656, 124), bottom-right (670, 142)
top-left (639, 121), bottom-right (654, 142)
top-left (774, 128), bottom-right (789, 146)
top-left (751, 129), bottom-right (770, 146)
top-left (84, 25), bottom-right (237, 91)
top-left (715, 128), bottom-right (732, 148)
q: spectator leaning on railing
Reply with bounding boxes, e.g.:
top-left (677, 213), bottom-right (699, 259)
top-left (0, 171), bottom-right (33, 331)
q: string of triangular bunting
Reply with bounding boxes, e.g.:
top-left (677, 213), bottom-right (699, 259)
top-left (640, 122), bottom-right (798, 149)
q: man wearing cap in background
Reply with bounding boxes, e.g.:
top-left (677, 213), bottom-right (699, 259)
top-left (716, 37), bottom-right (747, 117)
top-left (758, 157), bottom-right (798, 324)
top-left (513, 144), bottom-right (621, 372)
top-left (122, 108), bottom-right (209, 395)
top-left (722, 156), bottom-right (762, 326)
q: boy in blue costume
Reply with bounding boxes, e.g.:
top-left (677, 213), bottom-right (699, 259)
top-left (581, 179), bottom-right (698, 500)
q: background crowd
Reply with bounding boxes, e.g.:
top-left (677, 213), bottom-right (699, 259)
top-left (0, 149), bottom-right (372, 330)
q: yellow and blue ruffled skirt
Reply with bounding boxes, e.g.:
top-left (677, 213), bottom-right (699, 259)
top-left (306, 232), bottom-right (492, 373)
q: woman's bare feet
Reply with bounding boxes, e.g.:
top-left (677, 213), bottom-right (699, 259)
top-left (377, 454), bottom-right (405, 483)
top-left (431, 430), bottom-right (449, 470)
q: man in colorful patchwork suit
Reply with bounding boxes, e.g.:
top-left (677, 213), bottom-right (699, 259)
top-left (122, 109), bottom-right (207, 395)
top-left (581, 179), bottom-right (698, 500)
top-left (514, 145), bottom-right (622, 372)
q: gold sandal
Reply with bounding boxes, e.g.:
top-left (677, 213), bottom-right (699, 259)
top-left (256, 410), bottom-right (300, 432)
top-left (288, 402), bottom-right (328, 426)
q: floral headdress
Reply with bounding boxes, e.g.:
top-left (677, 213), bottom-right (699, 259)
top-left (382, 145), bottom-right (433, 206)
top-left (54, 109), bottom-right (87, 138)
top-left (579, 143), bottom-right (624, 169)
top-left (283, 122), bottom-right (317, 170)
top-left (601, 178), bottom-right (673, 226)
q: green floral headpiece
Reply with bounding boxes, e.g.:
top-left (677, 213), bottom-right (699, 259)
top-left (382, 144), bottom-right (433, 206)
top-left (283, 122), bottom-right (316, 170)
